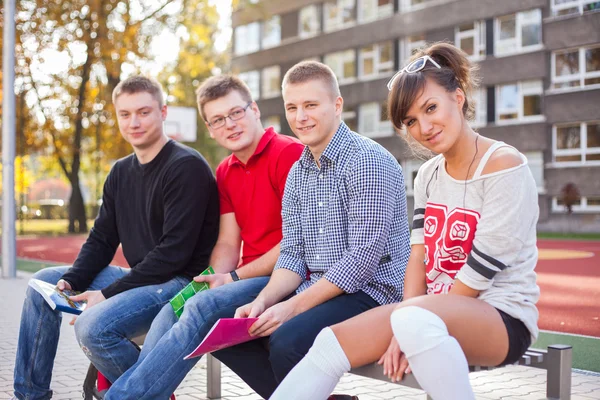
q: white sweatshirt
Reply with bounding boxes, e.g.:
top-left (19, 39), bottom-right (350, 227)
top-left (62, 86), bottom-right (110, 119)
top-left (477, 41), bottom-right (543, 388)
top-left (410, 142), bottom-right (540, 341)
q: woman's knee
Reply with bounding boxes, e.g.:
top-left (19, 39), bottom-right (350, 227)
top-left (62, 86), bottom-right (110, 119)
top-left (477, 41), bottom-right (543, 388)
top-left (390, 306), bottom-right (449, 358)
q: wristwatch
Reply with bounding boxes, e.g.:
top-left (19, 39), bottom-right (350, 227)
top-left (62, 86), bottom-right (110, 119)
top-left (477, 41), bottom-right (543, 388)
top-left (230, 270), bottom-right (241, 282)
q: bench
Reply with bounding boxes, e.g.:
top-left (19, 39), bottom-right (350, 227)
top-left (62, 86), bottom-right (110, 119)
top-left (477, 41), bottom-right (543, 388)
top-left (204, 345), bottom-right (573, 400)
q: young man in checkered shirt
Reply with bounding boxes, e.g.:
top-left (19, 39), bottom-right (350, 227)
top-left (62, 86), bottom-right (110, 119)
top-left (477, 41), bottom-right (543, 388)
top-left (213, 61), bottom-right (412, 399)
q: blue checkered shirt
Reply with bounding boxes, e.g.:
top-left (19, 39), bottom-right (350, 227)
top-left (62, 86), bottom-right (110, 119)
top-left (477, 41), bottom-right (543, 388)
top-left (274, 122), bottom-right (411, 305)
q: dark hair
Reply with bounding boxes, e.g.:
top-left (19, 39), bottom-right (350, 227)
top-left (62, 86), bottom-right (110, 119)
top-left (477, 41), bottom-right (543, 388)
top-left (387, 42), bottom-right (479, 131)
top-left (112, 76), bottom-right (165, 108)
top-left (282, 61), bottom-right (341, 98)
top-left (196, 75), bottom-right (253, 121)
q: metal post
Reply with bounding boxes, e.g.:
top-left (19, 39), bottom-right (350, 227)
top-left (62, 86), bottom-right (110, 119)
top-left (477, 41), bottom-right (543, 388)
top-left (207, 354), bottom-right (222, 399)
top-left (547, 344), bottom-right (572, 400)
top-left (2, 0), bottom-right (17, 279)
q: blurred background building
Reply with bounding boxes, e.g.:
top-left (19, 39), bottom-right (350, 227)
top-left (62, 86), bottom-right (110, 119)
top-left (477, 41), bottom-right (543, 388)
top-left (231, 0), bottom-right (600, 232)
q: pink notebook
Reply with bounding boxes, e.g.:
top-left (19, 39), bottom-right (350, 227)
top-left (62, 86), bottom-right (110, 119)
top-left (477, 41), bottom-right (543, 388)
top-left (184, 318), bottom-right (259, 360)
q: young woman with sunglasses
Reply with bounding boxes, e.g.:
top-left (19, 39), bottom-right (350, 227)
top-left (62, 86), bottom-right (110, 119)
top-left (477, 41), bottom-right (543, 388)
top-left (269, 42), bottom-right (540, 400)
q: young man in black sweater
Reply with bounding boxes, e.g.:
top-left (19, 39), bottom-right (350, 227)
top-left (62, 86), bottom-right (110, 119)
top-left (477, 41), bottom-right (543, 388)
top-left (12, 76), bottom-right (219, 400)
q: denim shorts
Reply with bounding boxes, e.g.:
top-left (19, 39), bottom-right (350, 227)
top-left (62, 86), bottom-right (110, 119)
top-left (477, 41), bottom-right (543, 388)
top-left (496, 308), bottom-right (532, 366)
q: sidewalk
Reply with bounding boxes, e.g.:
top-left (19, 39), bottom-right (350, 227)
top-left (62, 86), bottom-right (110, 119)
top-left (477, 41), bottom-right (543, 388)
top-left (1, 271), bottom-right (599, 400)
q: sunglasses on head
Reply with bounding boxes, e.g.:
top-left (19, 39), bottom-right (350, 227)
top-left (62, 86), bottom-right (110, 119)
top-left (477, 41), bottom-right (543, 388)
top-left (386, 55), bottom-right (442, 91)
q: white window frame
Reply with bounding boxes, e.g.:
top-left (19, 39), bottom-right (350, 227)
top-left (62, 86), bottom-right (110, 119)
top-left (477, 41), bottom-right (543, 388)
top-left (494, 9), bottom-right (542, 57)
top-left (551, 0), bottom-right (600, 17)
top-left (299, 4), bottom-right (320, 39)
top-left (324, 0), bottom-right (356, 33)
top-left (261, 15), bottom-right (281, 49)
top-left (399, 35), bottom-right (426, 66)
top-left (262, 115), bottom-right (281, 133)
top-left (552, 196), bottom-right (600, 213)
top-left (234, 22), bottom-right (260, 56)
top-left (261, 66), bottom-right (281, 99)
top-left (403, 159), bottom-right (425, 195)
top-left (358, 102), bottom-right (393, 138)
top-left (359, 41), bottom-right (394, 80)
top-left (551, 45), bottom-right (600, 91)
top-left (552, 121), bottom-right (600, 167)
top-left (495, 80), bottom-right (544, 124)
top-left (324, 49), bottom-right (357, 85)
top-left (358, 0), bottom-right (394, 23)
top-left (238, 70), bottom-right (260, 100)
top-left (400, 0), bottom-right (450, 13)
top-left (524, 151), bottom-right (545, 193)
top-left (455, 21), bottom-right (486, 61)
top-left (470, 88), bottom-right (487, 128)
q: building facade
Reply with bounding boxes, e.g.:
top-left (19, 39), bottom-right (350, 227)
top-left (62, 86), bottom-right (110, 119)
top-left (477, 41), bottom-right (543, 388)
top-left (231, 0), bottom-right (600, 232)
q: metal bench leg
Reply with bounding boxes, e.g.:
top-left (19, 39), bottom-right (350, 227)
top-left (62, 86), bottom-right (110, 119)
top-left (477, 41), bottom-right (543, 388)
top-left (546, 344), bottom-right (572, 400)
top-left (207, 354), bottom-right (222, 399)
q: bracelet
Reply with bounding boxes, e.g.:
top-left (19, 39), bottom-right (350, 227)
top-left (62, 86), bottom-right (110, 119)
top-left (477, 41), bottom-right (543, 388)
top-left (230, 270), bottom-right (240, 282)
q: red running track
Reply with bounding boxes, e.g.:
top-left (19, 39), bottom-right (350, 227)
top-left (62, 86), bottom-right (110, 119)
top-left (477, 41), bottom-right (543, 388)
top-left (13, 236), bottom-right (600, 337)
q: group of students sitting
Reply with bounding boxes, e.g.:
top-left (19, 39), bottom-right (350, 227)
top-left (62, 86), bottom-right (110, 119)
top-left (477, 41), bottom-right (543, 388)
top-left (12, 42), bottom-right (540, 400)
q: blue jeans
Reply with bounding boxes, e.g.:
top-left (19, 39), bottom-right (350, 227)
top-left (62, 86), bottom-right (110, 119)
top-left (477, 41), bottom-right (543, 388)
top-left (13, 265), bottom-right (188, 400)
top-left (104, 276), bottom-right (270, 400)
top-left (214, 291), bottom-right (379, 399)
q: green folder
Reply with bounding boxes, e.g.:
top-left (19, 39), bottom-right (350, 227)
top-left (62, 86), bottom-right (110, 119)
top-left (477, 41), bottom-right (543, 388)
top-left (169, 266), bottom-right (215, 318)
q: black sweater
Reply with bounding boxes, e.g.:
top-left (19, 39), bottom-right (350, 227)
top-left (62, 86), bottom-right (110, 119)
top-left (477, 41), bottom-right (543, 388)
top-left (61, 140), bottom-right (220, 298)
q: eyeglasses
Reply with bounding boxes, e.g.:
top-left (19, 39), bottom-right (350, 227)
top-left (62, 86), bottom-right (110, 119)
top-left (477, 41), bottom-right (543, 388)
top-left (386, 56), bottom-right (442, 91)
top-left (207, 102), bottom-right (252, 129)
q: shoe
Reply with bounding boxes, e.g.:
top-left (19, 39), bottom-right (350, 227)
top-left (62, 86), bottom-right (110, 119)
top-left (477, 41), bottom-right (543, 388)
top-left (328, 395), bottom-right (359, 400)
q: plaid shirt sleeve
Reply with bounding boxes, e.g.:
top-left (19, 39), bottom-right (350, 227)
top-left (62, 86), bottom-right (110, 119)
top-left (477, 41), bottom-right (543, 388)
top-left (274, 163), bottom-right (308, 280)
top-left (324, 149), bottom-right (403, 292)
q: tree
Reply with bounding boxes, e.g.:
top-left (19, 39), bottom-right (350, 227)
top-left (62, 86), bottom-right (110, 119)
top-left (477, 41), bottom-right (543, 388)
top-left (159, 0), bottom-right (228, 168)
top-left (12, 0), bottom-right (222, 233)
top-left (560, 182), bottom-right (581, 214)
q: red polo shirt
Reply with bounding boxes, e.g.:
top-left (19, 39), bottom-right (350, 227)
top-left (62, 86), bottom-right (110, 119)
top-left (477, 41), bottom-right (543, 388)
top-left (216, 127), bottom-right (304, 266)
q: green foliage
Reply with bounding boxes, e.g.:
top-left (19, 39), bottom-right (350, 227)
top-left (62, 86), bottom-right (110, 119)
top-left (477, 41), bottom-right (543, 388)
top-left (159, 0), bottom-right (228, 168)
top-left (3, 0), bottom-right (229, 231)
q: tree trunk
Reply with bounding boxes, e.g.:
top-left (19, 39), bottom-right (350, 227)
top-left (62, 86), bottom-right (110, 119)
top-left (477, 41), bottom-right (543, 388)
top-left (68, 177), bottom-right (87, 233)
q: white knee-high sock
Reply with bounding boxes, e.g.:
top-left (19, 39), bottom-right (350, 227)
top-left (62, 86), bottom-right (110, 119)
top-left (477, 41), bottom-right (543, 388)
top-left (391, 306), bottom-right (475, 400)
top-left (269, 327), bottom-right (350, 400)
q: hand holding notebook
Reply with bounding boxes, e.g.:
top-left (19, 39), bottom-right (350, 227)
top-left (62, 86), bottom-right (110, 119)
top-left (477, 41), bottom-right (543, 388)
top-left (184, 318), bottom-right (259, 359)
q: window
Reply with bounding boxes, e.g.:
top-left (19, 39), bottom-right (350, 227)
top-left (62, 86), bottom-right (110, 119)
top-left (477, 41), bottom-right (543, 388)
top-left (238, 70), bottom-right (260, 100)
top-left (403, 159), bottom-right (425, 194)
top-left (551, 0), bottom-right (600, 17)
top-left (324, 49), bottom-right (356, 84)
top-left (470, 88), bottom-right (487, 128)
top-left (360, 41), bottom-right (394, 78)
top-left (552, 45), bottom-right (600, 90)
top-left (400, 0), bottom-right (442, 12)
top-left (324, 0), bottom-right (356, 32)
top-left (494, 9), bottom-right (542, 57)
top-left (552, 196), bottom-right (600, 213)
top-left (234, 22), bottom-right (260, 56)
top-left (553, 121), bottom-right (600, 165)
top-left (299, 5), bottom-right (320, 38)
top-left (262, 116), bottom-right (281, 132)
top-left (261, 66), bottom-right (281, 99)
top-left (342, 106), bottom-right (358, 132)
top-left (400, 34), bottom-right (426, 66)
top-left (358, 102), bottom-right (393, 138)
top-left (262, 15), bottom-right (281, 49)
top-left (496, 80), bottom-right (543, 123)
top-left (455, 21), bottom-right (486, 60)
top-left (359, 0), bottom-right (394, 22)
top-left (524, 152), bottom-right (545, 192)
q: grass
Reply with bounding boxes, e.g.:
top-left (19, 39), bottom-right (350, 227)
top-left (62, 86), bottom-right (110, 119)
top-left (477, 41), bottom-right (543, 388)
top-left (14, 219), bottom-right (95, 236)
top-left (15, 258), bottom-right (60, 273)
top-left (532, 331), bottom-right (600, 372)
top-left (537, 231), bottom-right (600, 241)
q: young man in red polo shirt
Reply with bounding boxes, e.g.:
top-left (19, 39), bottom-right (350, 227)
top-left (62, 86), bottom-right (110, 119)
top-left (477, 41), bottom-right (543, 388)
top-left (104, 75), bottom-right (303, 400)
